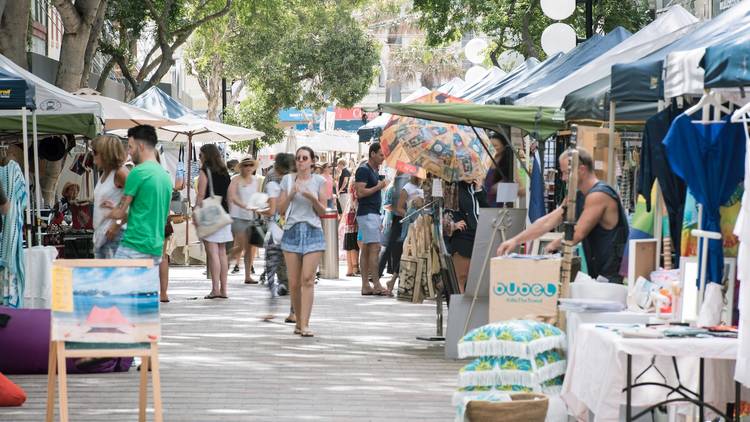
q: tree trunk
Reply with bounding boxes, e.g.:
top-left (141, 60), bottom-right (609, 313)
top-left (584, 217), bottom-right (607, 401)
top-left (0, 0), bottom-right (30, 69)
top-left (54, 0), bottom-right (104, 91)
top-left (95, 56), bottom-right (116, 92)
top-left (80, 0), bottom-right (109, 88)
top-left (206, 54), bottom-right (223, 121)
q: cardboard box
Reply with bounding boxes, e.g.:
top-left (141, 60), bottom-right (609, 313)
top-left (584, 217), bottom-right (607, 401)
top-left (577, 126), bottom-right (621, 181)
top-left (489, 256), bottom-right (561, 322)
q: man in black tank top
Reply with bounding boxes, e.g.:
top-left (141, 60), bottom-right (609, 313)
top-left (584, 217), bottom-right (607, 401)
top-left (496, 147), bottom-right (629, 284)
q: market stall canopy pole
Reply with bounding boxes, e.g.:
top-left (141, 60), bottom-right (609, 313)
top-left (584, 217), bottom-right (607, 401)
top-left (378, 102), bottom-right (565, 140)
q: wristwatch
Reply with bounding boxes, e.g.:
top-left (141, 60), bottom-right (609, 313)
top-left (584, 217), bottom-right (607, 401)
top-left (115, 219), bottom-right (123, 226)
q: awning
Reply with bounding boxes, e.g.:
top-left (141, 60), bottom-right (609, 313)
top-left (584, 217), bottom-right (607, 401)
top-left (377, 102), bottom-right (565, 140)
top-left (703, 36), bottom-right (750, 89)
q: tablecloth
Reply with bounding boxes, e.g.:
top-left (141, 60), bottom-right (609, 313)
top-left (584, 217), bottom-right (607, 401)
top-left (22, 246), bottom-right (58, 309)
top-left (565, 311), bottom-right (654, 347)
top-left (562, 323), bottom-right (737, 422)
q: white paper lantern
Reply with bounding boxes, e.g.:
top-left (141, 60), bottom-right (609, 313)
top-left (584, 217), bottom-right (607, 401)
top-left (497, 50), bottom-right (525, 69)
top-left (464, 38), bottom-right (489, 64)
top-left (465, 65), bottom-right (488, 84)
top-left (541, 0), bottom-right (575, 21)
top-left (541, 23), bottom-right (577, 56)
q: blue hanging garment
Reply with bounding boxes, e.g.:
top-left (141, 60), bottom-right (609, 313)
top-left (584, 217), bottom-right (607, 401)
top-left (663, 113), bottom-right (745, 285)
top-left (0, 161), bottom-right (27, 307)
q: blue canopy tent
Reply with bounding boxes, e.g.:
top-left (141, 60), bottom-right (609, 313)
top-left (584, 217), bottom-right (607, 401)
top-left (129, 86), bottom-right (199, 120)
top-left (488, 27), bottom-right (632, 105)
top-left (476, 53), bottom-right (565, 104)
top-left (459, 59), bottom-right (541, 103)
top-left (703, 35), bottom-right (750, 89)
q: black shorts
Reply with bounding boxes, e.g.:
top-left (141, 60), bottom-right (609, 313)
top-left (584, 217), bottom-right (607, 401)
top-left (450, 230), bottom-right (475, 258)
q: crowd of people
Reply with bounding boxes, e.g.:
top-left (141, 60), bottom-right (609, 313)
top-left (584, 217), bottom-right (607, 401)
top-left (81, 123), bottom-right (627, 340)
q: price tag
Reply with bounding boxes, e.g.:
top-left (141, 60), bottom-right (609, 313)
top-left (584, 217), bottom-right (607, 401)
top-left (432, 178), bottom-right (443, 198)
top-left (51, 266), bottom-right (74, 312)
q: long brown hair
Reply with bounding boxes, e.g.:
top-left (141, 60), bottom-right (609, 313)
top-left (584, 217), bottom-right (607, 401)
top-left (199, 144), bottom-right (228, 176)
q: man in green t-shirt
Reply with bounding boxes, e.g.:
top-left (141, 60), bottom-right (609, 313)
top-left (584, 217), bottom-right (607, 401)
top-left (106, 125), bottom-right (172, 264)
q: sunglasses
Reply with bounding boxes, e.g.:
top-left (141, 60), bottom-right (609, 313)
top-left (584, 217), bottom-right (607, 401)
top-left (296, 155), bottom-right (310, 162)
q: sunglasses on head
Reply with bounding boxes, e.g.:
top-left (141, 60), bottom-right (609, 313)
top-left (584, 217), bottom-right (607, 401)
top-left (296, 155), bottom-right (310, 162)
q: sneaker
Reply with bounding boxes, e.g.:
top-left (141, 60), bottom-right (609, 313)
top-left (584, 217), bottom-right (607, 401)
top-left (277, 284), bottom-right (288, 296)
top-left (231, 265), bottom-right (240, 274)
top-left (270, 282), bottom-right (279, 298)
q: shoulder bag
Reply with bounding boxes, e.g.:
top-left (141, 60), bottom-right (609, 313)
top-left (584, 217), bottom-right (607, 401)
top-left (193, 169), bottom-right (232, 239)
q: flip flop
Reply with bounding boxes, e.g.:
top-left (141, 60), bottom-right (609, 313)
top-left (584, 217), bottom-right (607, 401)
top-left (361, 291), bottom-right (375, 296)
top-left (300, 329), bottom-right (314, 337)
top-left (294, 327), bottom-right (302, 335)
top-left (244, 280), bottom-right (259, 285)
top-left (204, 294), bottom-right (221, 299)
top-left (218, 295), bottom-right (228, 299)
top-left (160, 299), bottom-right (170, 303)
top-left (284, 317), bottom-right (296, 324)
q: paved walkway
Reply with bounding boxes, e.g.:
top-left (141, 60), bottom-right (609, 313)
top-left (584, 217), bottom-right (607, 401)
top-left (3, 263), bottom-right (463, 422)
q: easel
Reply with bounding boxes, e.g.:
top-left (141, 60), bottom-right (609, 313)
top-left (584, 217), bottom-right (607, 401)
top-left (46, 341), bottom-right (163, 422)
top-left (45, 258), bottom-right (163, 422)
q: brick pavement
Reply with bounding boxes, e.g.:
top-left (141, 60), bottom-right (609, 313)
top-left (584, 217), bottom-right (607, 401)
top-left (2, 263), bottom-right (464, 422)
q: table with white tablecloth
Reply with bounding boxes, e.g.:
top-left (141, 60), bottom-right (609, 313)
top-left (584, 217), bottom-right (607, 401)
top-left (563, 323), bottom-right (739, 422)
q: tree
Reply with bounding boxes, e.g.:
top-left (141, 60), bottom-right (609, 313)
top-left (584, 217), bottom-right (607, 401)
top-left (99, 0), bottom-right (231, 99)
top-left (412, 0), bottom-right (653, 66)
top-left (52, 0), bottom-right (109, 91)
top-left (0, 0), bottom-right (30, 69)
top-left (218, 0), bottom-right (380, 147)
top-left (388, 40), bottom-right (463, 89)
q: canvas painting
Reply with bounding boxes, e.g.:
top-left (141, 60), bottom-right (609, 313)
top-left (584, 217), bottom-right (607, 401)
top-left (51, 261), bottom-right (160, 343)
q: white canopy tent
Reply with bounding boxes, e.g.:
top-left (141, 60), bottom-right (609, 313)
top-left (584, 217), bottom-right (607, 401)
top-left (258, 130), bottom-right (359, 167)
top-left (516, 5), bottom-right (698, 108)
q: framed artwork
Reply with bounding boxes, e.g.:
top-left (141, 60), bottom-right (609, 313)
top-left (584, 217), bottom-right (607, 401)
top-left (678, 256), bottom-right (736, 324)
top-left (530, 232), bottom-right (563, 256)
top-left (51, 259), bottom-right (160, 343)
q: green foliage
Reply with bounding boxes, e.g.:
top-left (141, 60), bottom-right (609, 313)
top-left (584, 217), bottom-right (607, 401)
top-left (216, 0), bottom-right (379, 146)
top-left (413, 0), bottom-right (653, 62)
top-left (388, 39), bottom-right (463, 88)
top-left (223, 85), bottom-right (286, 151)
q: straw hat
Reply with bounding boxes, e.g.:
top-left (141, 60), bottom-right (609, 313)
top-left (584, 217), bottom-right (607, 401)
top-left (237, 156), bottom-right (259, 171)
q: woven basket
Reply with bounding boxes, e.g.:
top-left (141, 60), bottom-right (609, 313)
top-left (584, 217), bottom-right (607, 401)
top-left (466, 393), bottom-right (549, 422)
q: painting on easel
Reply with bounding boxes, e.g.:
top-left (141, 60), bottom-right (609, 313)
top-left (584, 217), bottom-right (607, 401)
top-left (51, 260), bottom-right (160, 343)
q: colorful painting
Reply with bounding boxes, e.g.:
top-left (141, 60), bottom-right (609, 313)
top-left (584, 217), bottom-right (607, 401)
top-left (51, 261), bottom-right (160, 343)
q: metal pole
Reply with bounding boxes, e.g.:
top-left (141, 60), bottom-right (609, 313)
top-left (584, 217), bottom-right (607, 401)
top-left (607, 101), bottom-right (616, 186)
top-left (586, 0), bottom-right (594, 39)
top-left (21, 107), bottom-right (32, 244)
top-left (32, 111), bottom-right (42, 246)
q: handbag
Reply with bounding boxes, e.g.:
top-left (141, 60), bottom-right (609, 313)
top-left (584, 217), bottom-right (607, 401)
top-left (193, 169), bottom-right (232, 239)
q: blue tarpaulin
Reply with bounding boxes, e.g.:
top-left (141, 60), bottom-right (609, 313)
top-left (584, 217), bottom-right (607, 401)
top-left (459, 60), bottom-right (540, 103)
top-left (703, 35), bottom-right (750, 88)
top-left (609, 0), bottom-right (750, 101)
top-left (489, 27), bottom-right (632, 105)
top-left (0, 68), bottom-right (34, 110)
top-left (129, 86), bottom-right (198, 119)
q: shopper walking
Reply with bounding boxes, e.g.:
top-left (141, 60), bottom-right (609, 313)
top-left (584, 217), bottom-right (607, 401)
top-left (278, 146), bottom-right (328, 337)
top-left (343, 176), bottom-right (360, 277)
top-left (336, 158), bottom-right (351, 215)
top-left (106, 125), bottom-right (172, 267)
top-left (196, 144), bottom-right (234, 299)
top-left (92, 134), bottom-right (129, 259)
top-left (228, 156), bottom-right (262, 284)
top-left (260, 153), bottom-right (294, 299)
top-left (355, 143), bottom-right (389, 296)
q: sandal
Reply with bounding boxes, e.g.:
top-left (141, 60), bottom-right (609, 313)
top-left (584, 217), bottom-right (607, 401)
top-left (294, 327), bottom-right (302, 335)
top-left (204, 293), bottom-right (221, 299)
top-left (361, 290), bottom-right (375, 296)
top-left (300, 329), bottom-right (314, 337)
top-left (284, 317), bottom-right (296, 324)
top-left (244, 279), bottom-right (259, 285)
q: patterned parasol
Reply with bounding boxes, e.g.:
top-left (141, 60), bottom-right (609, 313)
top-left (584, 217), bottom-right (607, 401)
top-left (380, 91), bottom-right (495, 183)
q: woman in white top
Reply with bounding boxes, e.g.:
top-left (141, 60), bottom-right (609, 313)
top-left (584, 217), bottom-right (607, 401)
top-left (278, 146), bottom-right (329, 337)
top-left (228, 156), bottom-right (262, 284)
top-left (92, 134), bottom-right (129, 259)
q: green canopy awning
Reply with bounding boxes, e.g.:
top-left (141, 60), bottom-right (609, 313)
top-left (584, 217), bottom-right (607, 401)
top-left (377, 103), bottom-right (566, 140)
top-left (0, 113), bottom-right (101, 139)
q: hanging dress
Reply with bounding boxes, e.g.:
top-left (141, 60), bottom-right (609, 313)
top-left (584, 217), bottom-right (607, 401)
top-left (0, 161), bottom-right (27, 307)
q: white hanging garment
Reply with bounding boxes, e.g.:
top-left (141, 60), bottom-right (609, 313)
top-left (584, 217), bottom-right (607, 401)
top-left (734, 114), bottom-right (750, 387)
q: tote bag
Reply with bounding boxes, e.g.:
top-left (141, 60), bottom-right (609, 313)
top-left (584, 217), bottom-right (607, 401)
top-left (193, 169), bottom-right (232, 239)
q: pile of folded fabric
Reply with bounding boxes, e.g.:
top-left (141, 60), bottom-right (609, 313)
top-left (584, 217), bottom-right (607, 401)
top-left (452, 320), bottom-right (567, 421)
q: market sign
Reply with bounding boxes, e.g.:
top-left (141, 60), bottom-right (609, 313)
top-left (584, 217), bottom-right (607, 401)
top-left (489, 256), bottom-right (561, 322)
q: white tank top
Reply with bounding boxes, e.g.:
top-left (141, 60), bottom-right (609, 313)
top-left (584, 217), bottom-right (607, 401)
top-left (229, 176), bottom-right (258, 220)
top-left (93, 171), bottom-right (124, 229)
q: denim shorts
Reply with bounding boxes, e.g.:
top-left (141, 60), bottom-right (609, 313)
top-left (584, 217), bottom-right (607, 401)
top-left (114, 245), bottom-right (162, 266)
top-left (357, 213), bottom-right (382, 244)
top-left (281, 222), bottom-right (326, 255)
